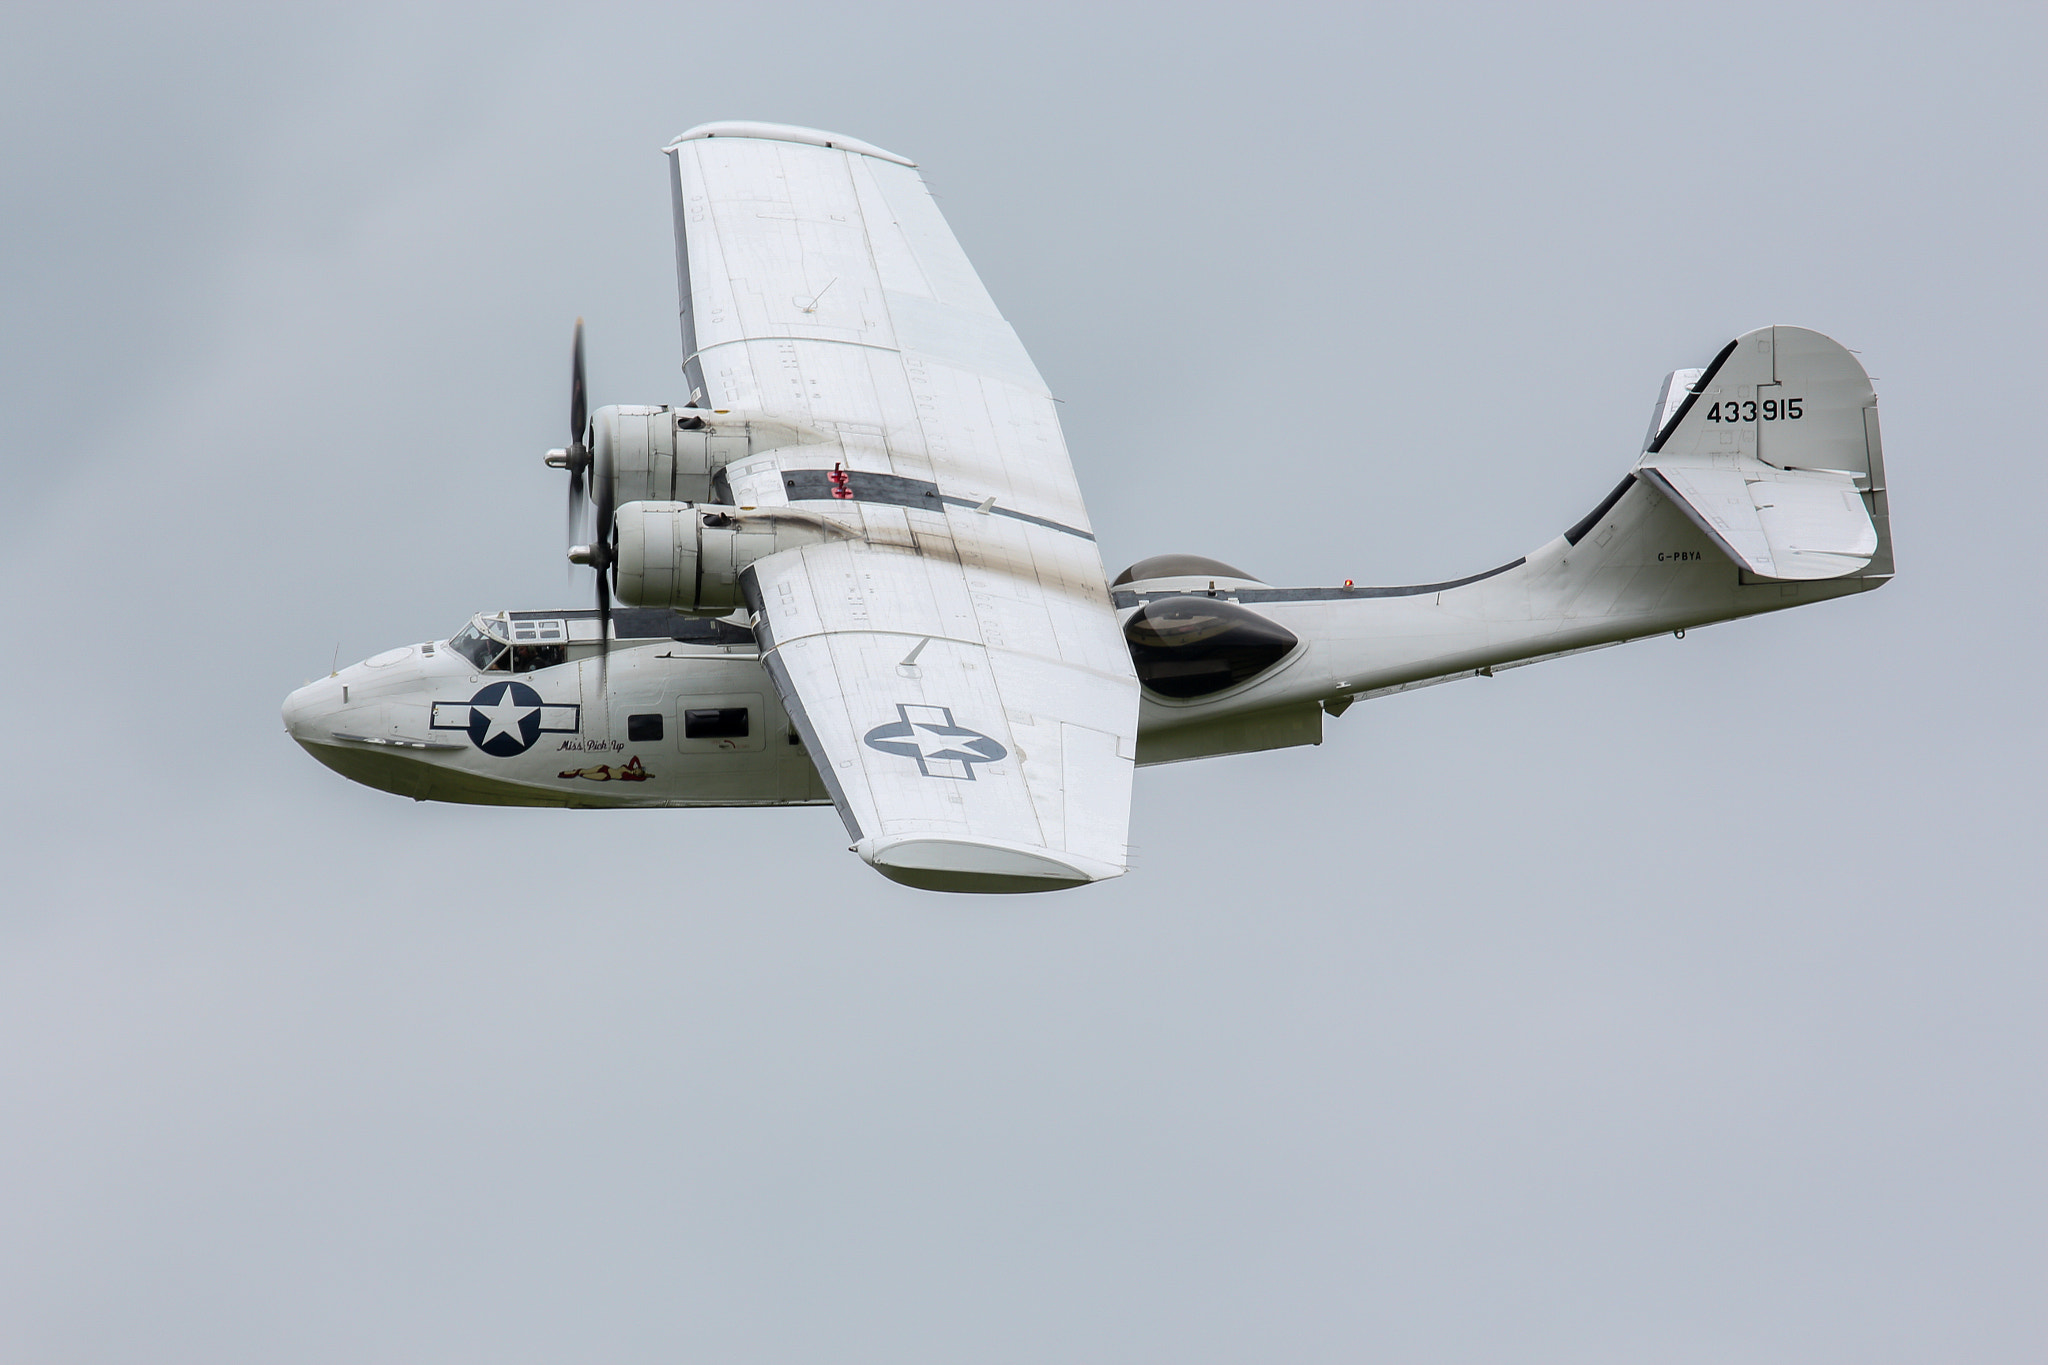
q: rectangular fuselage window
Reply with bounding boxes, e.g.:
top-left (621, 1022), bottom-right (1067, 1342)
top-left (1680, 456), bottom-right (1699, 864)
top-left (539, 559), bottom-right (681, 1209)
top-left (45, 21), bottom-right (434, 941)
top-left (627, 713), bottom-right (664, 742)
top-left (684, 708), bottom-right (749, 739)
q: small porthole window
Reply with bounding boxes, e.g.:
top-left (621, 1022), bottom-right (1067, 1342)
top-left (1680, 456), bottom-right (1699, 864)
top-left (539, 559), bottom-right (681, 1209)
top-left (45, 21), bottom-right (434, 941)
top-left (684, 708), bottom-right (749, 739)
top-left (627, 713), bottom-right (664, 742)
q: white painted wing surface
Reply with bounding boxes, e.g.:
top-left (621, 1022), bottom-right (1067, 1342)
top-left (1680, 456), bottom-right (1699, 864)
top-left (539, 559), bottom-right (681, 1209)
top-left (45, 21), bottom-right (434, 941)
top-left (745, 543), bottom-right (1135, 892)
top-left (665, 123), bottom-right (1138, 891)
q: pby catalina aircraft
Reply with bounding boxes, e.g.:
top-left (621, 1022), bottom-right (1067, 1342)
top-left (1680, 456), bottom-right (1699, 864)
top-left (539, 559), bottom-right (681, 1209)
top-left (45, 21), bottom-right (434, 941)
top-left (282, 121), bottom-right (1895, 893)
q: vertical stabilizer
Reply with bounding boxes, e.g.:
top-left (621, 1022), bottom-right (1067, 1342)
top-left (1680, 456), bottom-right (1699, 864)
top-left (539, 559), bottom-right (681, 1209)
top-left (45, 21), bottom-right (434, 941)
top-left (1637, 327), bottom-right (1891, 582)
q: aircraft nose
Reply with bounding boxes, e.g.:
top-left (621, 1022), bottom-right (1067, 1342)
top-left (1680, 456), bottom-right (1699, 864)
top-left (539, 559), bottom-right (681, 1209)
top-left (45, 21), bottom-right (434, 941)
top-left (281, 678), bottom-right (339, 743)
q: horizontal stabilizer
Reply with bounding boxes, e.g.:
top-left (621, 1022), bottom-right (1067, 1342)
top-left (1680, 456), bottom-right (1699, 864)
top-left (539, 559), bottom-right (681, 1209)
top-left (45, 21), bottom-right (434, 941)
top-left (1639, 463), bottom-right (1876, 580)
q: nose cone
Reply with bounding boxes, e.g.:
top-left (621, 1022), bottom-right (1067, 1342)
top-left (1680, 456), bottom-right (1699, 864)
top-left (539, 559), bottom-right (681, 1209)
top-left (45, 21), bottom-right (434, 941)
top-left (284, 647), bottom-right (464, 804)
top-left (281, 677), bottom-right (342, 747)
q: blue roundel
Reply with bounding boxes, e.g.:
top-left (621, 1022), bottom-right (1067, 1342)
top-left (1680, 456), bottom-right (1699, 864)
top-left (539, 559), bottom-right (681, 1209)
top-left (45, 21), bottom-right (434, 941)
top-left (465, 680), bottom-right (547, 757)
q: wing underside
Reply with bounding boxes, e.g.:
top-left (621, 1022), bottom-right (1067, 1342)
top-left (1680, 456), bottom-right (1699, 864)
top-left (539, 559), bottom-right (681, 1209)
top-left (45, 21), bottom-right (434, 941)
top-left (663, 122), bottom-right (1138, 891)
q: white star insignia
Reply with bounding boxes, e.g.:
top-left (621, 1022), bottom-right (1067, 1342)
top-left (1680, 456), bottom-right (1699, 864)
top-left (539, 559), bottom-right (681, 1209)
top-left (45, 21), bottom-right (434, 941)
top-left (912, 723), bottom-right (977, 762)
top-left (471, 684), bottom-right (539, 746)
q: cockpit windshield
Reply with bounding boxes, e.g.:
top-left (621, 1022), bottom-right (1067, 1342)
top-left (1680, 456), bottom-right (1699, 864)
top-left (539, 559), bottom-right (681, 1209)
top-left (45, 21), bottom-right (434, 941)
top-left (448, 621), bottom-right (506, 671)
top-left (449, 617), bottom-right (567, 672)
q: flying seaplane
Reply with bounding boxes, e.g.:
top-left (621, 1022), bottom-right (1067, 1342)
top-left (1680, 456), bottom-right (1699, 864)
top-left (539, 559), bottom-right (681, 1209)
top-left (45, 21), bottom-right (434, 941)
top-left (282, 121), bottom-right (1895, 893)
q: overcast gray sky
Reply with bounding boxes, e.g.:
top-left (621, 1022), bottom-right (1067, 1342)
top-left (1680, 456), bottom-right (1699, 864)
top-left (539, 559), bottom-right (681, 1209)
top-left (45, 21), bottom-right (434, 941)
top-left (2, 3), bottom-right (2042, 1361)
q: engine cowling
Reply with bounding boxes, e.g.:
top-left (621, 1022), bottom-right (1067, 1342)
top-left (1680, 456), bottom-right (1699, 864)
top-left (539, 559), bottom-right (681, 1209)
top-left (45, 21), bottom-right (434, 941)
top-left (612, 501), bottom-right (860, 614)
top-left (592, 405), bottom-right (830, 505)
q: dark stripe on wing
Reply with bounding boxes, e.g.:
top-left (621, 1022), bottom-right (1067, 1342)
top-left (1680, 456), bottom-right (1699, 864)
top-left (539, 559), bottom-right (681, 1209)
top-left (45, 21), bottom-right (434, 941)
top-left (780, 469), bottom-right (1096, 542)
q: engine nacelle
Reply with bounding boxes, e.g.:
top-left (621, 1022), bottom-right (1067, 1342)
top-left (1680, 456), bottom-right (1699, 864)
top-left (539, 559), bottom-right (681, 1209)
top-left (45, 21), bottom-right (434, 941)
top-left (613, 502), bottom-right (860, 614)
top-left (594, 405), bottom-right (831, 504)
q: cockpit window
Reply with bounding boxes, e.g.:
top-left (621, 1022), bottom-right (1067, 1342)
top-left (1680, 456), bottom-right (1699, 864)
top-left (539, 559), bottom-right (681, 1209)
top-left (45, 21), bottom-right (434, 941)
top-left (449, 622), bottom-right (507, 672)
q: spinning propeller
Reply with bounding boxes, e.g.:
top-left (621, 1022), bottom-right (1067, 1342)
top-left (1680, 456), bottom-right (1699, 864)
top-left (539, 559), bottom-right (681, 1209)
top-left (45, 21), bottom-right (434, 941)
top-left (545, 319), bottom-right (614, 674)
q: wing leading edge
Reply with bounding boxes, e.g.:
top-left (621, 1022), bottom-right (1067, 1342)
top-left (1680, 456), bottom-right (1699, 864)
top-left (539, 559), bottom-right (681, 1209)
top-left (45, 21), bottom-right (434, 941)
top-left (665, 122), bottom-right (1139, 891)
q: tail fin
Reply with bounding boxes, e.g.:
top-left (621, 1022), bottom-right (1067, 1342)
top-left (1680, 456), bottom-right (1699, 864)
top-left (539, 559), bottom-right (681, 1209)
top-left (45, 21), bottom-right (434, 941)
top-left (1636, 327), bottom-right (1893, 582)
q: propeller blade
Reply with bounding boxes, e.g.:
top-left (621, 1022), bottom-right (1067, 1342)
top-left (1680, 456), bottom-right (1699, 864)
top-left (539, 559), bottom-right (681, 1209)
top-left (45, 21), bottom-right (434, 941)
top-left (592, 468), bottom-right (613, 556)
top-left (569, 317), bottom-right (587, 447)
top-left (557, 317), bottom-right (607, 692)
top-left (593, 538), bottom-right (612, 695)
top-left (558, 319), bottom-right (593, 572)
top-left (566, 461), bottom-right (585, 551)
top-left (591, 395), bottom-right (615, 627)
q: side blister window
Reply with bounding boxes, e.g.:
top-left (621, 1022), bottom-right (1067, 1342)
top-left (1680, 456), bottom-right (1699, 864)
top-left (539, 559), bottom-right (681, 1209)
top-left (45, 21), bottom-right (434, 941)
top-left (1123, 597), bottom-right (1299, 698)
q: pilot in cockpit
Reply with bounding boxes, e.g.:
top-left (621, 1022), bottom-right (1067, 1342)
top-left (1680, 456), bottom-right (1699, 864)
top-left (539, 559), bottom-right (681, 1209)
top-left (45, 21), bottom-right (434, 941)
top-left (448, 619), bottom-right (509, 671)
top-left (514, 643), bottom-right (566, 671)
